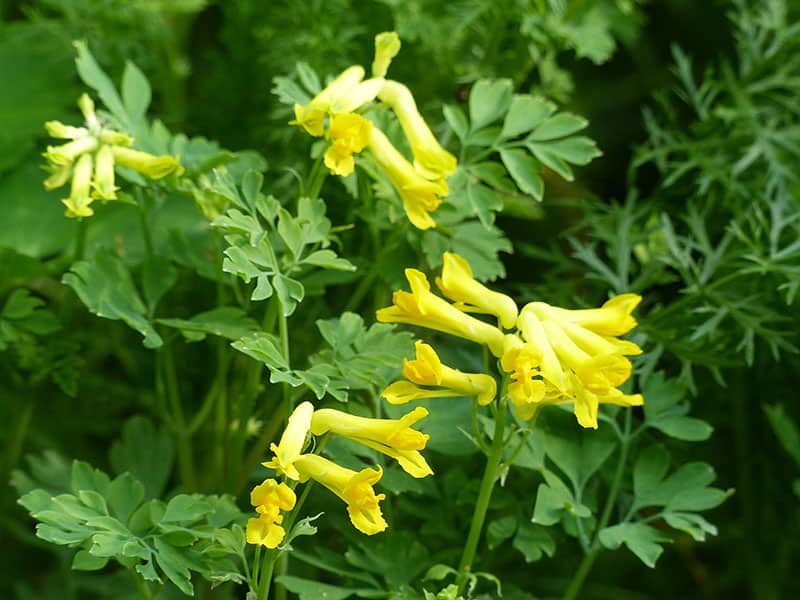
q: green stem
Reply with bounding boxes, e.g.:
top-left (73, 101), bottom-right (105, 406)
top-left (303, 153), bottom-right (328, 201)
top-left (561, 547), bottom-right (601, 600)
top-left (162, 342), bottom-right (197, 491)
top-left (561, 411), bottom-right (632, 600)
top-left (130, 568), bottom-right (154, 600)
top-left (4, 398), bottom-right (35, 473)
top-left (256, 549), bottom-right (277, 600)
top-left (457, 397), bottom-right (507, 590)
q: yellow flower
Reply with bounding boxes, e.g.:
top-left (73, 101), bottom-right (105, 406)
top-left (91, 145), bottom-right (118, 200)
top-left (372, 32), bottom-right (401, 78)
top-left (435, 252), bottom-right (518, 329)
top-left (111, 146), bottom-right (184, 179)
top-left (383, 340), bottom-right (497, 406)
top-left (292, 454), bottom-right (388, 535)
top-left (43, 93), bottom-right (182, 218)
top-left (378, 80), bottom-right (457, 181)
top-left (377, 268), bottom-right (506, 356)
top-left (324, 112), bottom-right (373, 176)
top-left (291, 65), bottom-right (384, 137)
top-left (310, 406), bottom-right (432, 478)
top-left (263, 401), bottom-right (314, 481)
top-left (368, 128), bottom-right (446, 229)
top-left (507, 297), bottom-right (644, 428)
top-left (62, 153), bottom-right (94, 218)
top-left (246, 478), bottom-right (297, 549)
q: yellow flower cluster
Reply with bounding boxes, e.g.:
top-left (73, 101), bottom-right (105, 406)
top-left (250, 400), bottom-right (432, 546)
top-left (42, 94), bottom-right (183, 218)
top-left (290, 32), bottom-right (456, 230)
top-left (377, 252), bottom-right (644, 429)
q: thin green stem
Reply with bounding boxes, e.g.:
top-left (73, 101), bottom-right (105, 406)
top-left (162, 342), bottom-right (197, 491)
top-left (561, 547), bottom-right (601, 600)
top-left (256, 549), bottom-right (277, 600)
top-left (457, 397), bottom-right (507, 591)
top-left (129, 568), bottom-right (154, 600)
top-left (560, 411), bottom-right (633, 600)
top-left (4, 398), bottom-right (35, 473)
top-left (303, 153), bottom-right (328, 201)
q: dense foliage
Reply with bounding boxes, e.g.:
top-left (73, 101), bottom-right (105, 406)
top-left (1, 1), bottom-right (799, 599)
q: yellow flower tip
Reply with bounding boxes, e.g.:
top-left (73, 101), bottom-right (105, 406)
top-left (343, 466), bottom-right (388, 535)
top-left (250, 478), bottom-right (297, 512)
top-left (264, 401), bottom-right (314, 481)
top-left (474, 375), bottom-right (498, 406)
top-left (246, 515), bottom-right (286, 548)
top-left (98, 129), bottom-right (134, 147)
top-left (44, 164), bottom-right (72, 191)
top-left (599, 293), bottom-right (641, 335)
top-left (323, 112), bottom-right (373, 176)
top-left (437, 252), bottom-right (519, 329)
top-left (45, 120), bottom-right (87, 140)
top-left (111, 147), bottom-right (182, 180)
top-left (367, 127), bottom-right (443, 230)
top-left (402, 341), bottom-right (443, 385)
top-left (61, 152), bottom-right (94, 219)
top-left (291, 103), bottom-right (326, 137)
top-left (372, 32), bottom-right (401, 78)
top-left (380, 380), bottom-right (429, 404)
top-left (377, 80), bottom-right (457, 180)
top-left (91, 145), bottom-right (118, 201)
top-left (78, 93), bottom-right (96, 121)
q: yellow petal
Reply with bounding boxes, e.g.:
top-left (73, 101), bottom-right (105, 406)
top-left (262, 401), bottom-right (314, 481)
top-left (372, 32), bottom-right (401, 78)
top-left (111, 146), bottom-right (183, 179)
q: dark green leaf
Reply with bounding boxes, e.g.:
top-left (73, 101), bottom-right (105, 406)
top-left (499, 149), bottom-right (544, 200)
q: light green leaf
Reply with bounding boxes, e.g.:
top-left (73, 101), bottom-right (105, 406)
top-left (121, 61), bottom-right (151, 122)
top-left (105, 473), bottom-right (145, 524)
top-left (161, 494), bottom-right (213, 524)
top-left (73, 41), bottom-right (127, 126)
top-left (501, 95), bottom-right (556, 139)
top-left (443, 105), bottom-right (469, 141)
top-left (63, 252), bottom-right (162, 348)
top-left (466, 183), bottom-right (502, 227)
top-left (301, 249), bottom-right (356, 271)
top-left (157, 307), bottom-right (259, 341)
top-left (232, 331), bottom-right (289, 371)
top-left (499, 149), bottom-right (544, 200)
top-left (72, 550), bottom-right (108, 571)
top-left (598, 522), bottom-right (670, 567)
top-left (469, 79), bottom-right (513, 131)
top-left (277, 207), bottom-right (304, 259)
top-left (513, 521), bottom-right (555, 562)
top-left (273, 273), bottom-right (305, 316)
top-left (529, 113), bottom-right (588, 141)
top-left (110, 416), bottom-right (174, 499)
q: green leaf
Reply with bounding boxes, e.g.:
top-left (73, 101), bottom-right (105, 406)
top-left (301, 249), bottom-right (356, 271)
top-left (276, 576), bottom-right (360, 600)
top-left (529, 113), bottom-right (588, 141)
top-left (512, 521), bottom-right (555, 562)
top-left (161, 494), bottom-right (213, 524)
top-left (277, 207), bottom-right (304, 259)
top-left (466, 183), bottom-right (502, 227)
top-left (153, 538), bottom-right (194, 595)
top-left (469, 79), bottom-right (513, 131)
top-left (158, 307), bottom-right (259, 342)
top-left (499, 149), bottom-right (544, 200)
top-left (487, 515), bottom-right (517, 549)
top-left (72, 550), bottom-right (108, 571)
top-left (106, 473), bottom-right (145, 524)
top-left (443, 105), bottom-right (469, 141)
top-left (643, 372), bottom-right (713, 441)
top-left (121, 61), bottom-right (151, 122)
top-left (532, 472), bottom-right (590, 526)
top-left (501, 95), bottom-right (556, 139)
top-left (73, 41), bottom-right (127, 126)
top-left (542, 410), bottom-right (617, 489)
top-left (241, 169), bottom-right (263, 213)
top-left (273, 273), bottom-right (305, 316)
top-left (141, 256), bottom-right (177, 315)
top-left (232, 331), bottom-right (289, 371)
top-left (654, 416), bottom-right (713, 441)
top-left (598, 522), bottom-right (670, 567)
top-left (63, 252), bottom-right (162, 348)
top-left (764, 404), bottom-right (800, 467)
top-left (110, 416), bottom-right (174, 499)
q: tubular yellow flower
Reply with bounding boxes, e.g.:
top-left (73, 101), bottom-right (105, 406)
top-left (508, 296), bottom-right (644, 428)
top-left (376, 268), bottom-right (506, 356)
top-left (381, 380), bottom-right (467, 404)
top-left (436, 252), bottom-right (518, 329)
top-left (368, 127), bottom-right (445, 230)
top-left (291, 65), bottom-right (384, 136)
top-left (372, 32), bottom-right (401, 78)
top-left (324, 113), bottom-right (373, 176)
top-left (43, 136), bottom-right (99, 166)
top-left (310, 406), bottom-right (433, 478)
top-left (246, 478), bottom-right (297, 549)
top-left (398, 340), bottom-right (497, 405)
top-left (44, 164), bottom-right (72, 191)
top-left (263, 401), bottom-right (314, 481)
top-left (535, 293), bottom-right (642, 337)
top-left (293, 454), bottom-right (388, 535)
top-left (378, 80), bottom-right (457, 180)
top-left (91, 145), bottom-right (118, 200)
top-left (111, 146), bottom-right (184, 179)
top-left (62, 153), bottom-right (94, 218)
top-left (45, 120), bottom-right (88, 140)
